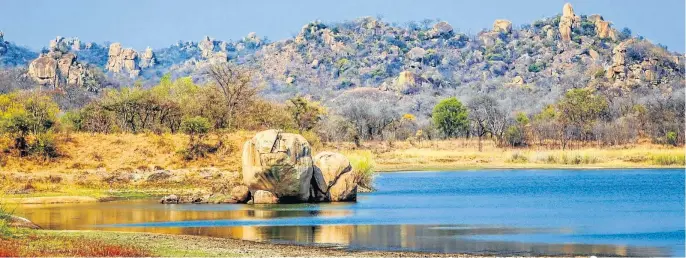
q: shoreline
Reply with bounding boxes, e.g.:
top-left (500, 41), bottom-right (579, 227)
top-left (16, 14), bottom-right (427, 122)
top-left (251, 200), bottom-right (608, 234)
top-left (23, 229), bottom-right (489, 257)
top-left (5, 166), bottom-right (682, 204)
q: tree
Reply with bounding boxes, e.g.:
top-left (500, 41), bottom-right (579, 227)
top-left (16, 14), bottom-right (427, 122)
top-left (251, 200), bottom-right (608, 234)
top-left (432, 97), bottom-right (468, 139)
top-left (556, 88), bottom-right (608, 148)
top-left (287, 96), bottom-right (326, 133)
top-left (467, 95), bottom-right (506, 151)
top-left (0, 93), bottom-right (59, 157)
top-left (206, 62), bottom-right (259, 131)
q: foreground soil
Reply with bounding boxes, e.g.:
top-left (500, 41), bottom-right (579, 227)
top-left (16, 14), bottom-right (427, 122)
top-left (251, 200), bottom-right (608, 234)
top-left (4, 230), bottom-right (491, 257)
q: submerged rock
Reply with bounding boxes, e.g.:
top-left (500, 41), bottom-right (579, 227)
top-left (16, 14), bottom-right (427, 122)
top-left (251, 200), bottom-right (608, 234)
top-left (160, 194), bottom-right (180, 204)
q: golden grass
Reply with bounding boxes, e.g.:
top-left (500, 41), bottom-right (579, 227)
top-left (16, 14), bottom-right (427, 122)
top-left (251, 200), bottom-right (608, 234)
top-left (1, 132), bottom-right (252, 173)
top-left (330, 139), bottom-right (685, 171)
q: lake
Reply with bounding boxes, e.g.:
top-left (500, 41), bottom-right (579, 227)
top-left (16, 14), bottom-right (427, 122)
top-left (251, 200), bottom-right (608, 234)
top-left (16, 169), bottom-right (685, 256)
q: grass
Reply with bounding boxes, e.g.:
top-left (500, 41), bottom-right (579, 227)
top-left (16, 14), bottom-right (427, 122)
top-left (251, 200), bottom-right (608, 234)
top-left (345, 150), bottom-right (376, 189)
top-left (0, 233), bottom-right (150, 257)
top-left (324, 139), bottom-right (684, 171)
top-left (651, 153), bottom-right (686, 165)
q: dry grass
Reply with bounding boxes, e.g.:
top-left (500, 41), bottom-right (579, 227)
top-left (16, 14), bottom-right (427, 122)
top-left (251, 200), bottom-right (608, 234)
top-left (325, 139), bottom-right (684, 171)
top-left (1, 132), bottom-right (252, 173)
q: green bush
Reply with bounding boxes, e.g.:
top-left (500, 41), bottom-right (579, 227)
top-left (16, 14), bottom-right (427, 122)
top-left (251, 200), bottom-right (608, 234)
top-left (347, 151), bottom-right (376, 189)
top-left (666, 131), bottom-right (678, 146)
top-left (528, 63), bottom-right (542, 73)
top-left (181, 116), bottom-right (211, 136)
top-left (505, 126), bottom-right (525, 147)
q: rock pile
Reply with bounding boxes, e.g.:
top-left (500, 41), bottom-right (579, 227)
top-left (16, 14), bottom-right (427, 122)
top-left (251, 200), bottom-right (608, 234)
top-left (106, 43), bottom-right (142, 77)
top-left (28, 36), bottom-right (89, 89)
top-left (242, 129), bottom-right (360, 204)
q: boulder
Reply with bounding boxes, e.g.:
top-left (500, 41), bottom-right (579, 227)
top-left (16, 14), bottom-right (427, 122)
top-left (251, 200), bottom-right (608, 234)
top-left (242, 129), bottom-right (314, 202)
top-left (511, 76), bottom-right (524, 85)
top-left (253, 190), bottom-right (278, 204)
top-left (7, 215), bottom-right (40, 229)
top-left (199, 36), bottom-right (215, 59)
top-left (28, 55), bottom-right (57, 85)
top-left (147, 170), bottom-right (172, 182)
top-left (429, 21), bottom-right (454, 38)
top-left (28, 51), bottom-right (86, 89)
top-left (105, 42), bottom-right (141, 77)
top-left (230, 185), bottom-right (251, 203)
top-left (607, 41), bottom-right (628, 81)
top-left (140, 47), bottom-right (156, 68)
top-left (493, 19), bottom-right (512, 34)
top-left (160, 194), bottom-right (180, 204)
top-left (314, 152), bottom-right (357, 202)
top-left (588, 48), bottom-right (600, 61)
top-left (407, 47), bottom-right (426, 61)
top-left (559, 3), bottom-right (580, 42)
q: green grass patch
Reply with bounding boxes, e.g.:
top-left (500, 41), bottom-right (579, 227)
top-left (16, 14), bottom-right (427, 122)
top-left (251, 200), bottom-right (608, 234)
top-left (651, 153), bottom-right (686, 166)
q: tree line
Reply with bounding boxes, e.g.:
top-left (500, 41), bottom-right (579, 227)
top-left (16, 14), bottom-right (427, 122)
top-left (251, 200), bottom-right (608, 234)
top-left (0, 62), bottom-right (683, 160)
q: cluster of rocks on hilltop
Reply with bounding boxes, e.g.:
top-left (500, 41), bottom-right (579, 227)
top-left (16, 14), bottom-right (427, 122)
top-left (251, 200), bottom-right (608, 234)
top-left (28, 36), bottom-right (90, 89)
top-left (4, 2), bottom-right (683, 101)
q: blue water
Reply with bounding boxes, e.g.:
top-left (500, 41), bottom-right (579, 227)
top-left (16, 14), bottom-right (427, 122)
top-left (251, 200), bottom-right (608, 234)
top-left (20, 169), bottom-right (685, 256)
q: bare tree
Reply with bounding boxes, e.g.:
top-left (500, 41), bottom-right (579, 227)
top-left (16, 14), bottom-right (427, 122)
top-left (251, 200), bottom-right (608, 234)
top-left (467, 95), bottom-right (506, 151)
top-left (206, 62), bottom-right (260, 130)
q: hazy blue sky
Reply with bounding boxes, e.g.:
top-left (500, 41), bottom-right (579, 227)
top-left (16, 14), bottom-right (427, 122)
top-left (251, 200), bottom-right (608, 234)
top-left (2, 0), bottom-right (684, 52)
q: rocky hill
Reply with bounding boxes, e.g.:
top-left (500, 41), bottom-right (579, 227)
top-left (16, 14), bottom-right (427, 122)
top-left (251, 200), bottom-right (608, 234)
top-left (1, 3), bottom-right (683, 114)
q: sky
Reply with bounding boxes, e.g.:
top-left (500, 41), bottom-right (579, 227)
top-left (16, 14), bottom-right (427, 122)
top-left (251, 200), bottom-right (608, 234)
top-left (1, 0), bottom-right (684, 52)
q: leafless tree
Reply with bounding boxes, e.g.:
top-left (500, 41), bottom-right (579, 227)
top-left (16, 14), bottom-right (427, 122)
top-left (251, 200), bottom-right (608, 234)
top-left (206, 62), bottom-right (260, 130)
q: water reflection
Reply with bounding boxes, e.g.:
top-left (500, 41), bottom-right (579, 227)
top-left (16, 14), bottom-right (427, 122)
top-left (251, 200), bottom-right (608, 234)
top-left (16, 200), bottom-right (668, 256)
top-left (15, 169), bottom-right (684, 257)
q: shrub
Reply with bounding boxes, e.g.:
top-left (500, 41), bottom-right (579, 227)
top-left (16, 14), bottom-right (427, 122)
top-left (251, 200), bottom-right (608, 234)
top-left (505, 126), bottom-right (525, 147)
top-left (666, 132), bottom-right (678, 146)
top-left (528, 63), bottom-right (542, 73)
top-left (507, 152), bottom-right (528, 163)
top-left (30, 133), bottom-right (59, 159)
top-left (347, 151), bottom-right (376, 189)
top-left (181, 116), bottom-right (212, 160)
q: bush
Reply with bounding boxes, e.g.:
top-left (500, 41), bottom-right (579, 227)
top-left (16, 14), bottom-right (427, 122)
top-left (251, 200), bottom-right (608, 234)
top-left (528, 63), bottom-right (542, 73)
top-left (507, 152), bottom-right (528, 163)
top-left (666, 132), bottom-right (678, 146)
top-left (181, 116), bottom-right (211, 136)
top-left (181, 116), bottom-right (212, 160)
top-left (347, 150), bottom-right (376, 189)
top-left (30, 133), bottom-right (59, 159)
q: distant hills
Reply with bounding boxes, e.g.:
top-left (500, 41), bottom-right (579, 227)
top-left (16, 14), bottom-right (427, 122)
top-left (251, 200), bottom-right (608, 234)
top-left (0, 3), bottom-right (683, 114)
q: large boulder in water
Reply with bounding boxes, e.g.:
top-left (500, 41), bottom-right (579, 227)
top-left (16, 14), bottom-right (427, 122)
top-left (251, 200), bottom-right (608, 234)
top-left (242, 129), bottom-right (313, 202)
top-left (313, 152), bottom-right (357, 202)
